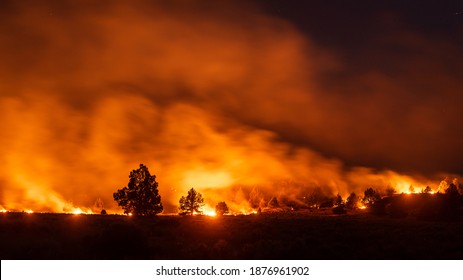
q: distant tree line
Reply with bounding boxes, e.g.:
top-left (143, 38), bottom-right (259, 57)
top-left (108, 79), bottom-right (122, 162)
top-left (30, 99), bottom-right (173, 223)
top-left (113, 164), bottom-right (463, 220)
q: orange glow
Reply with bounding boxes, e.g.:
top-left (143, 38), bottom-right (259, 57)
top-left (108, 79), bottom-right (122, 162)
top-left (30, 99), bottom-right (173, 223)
top-left (0, 1), bottom-right (459, 215)
top-left (67, 207), bottom-right (93, 215)
top-left (231, 209), bottom-right (258, 215)
top-left (72, 208), bottom-right (83, 215)
top-left (205, 210), bottom-right (217, 217)
top-left (201, 204), bottom-right (217, 217)
top-left (24, 209), bottom-right (34, 214)
top-left (128, 213), bottom-right (133, 216)
top-left (355, 200), bottom-right (367, 210)
top-left (183, 170), bottom-right (233, 189)
top-left (388, 174), bottom-right (440, 195)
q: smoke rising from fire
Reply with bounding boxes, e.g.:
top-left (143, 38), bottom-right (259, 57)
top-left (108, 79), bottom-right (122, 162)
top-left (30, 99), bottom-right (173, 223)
top-left (0, 1), bottom-right (461, 213)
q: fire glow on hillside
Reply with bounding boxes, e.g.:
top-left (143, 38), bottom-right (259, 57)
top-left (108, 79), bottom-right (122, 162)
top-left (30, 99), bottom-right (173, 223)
top-left (0, 0), bottom-right (462, 214)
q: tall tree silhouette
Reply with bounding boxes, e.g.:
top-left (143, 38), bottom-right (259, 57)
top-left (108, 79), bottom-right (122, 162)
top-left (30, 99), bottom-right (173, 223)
top-left (179, 188), bottom-right (205, 215)
top-left (334, 193), bottom-right (343, 206)
top-left (345, 192), bottom-right (359, 209)
top-left (113, 164), bottom-right (163, 216)
top-left (422, 186), bottom-right (432, 194)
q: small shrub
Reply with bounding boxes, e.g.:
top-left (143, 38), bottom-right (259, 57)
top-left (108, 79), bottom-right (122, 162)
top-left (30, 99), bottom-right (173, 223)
top-left (215, 202), bottom-right (229, 215)
top-left (332, 205), bottom-right (346, 215)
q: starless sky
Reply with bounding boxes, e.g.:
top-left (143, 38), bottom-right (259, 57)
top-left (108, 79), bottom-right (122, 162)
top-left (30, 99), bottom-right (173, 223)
top-left (0, 0), bottom-right (462, 212)
top-left (256, 0), bottom-right (463, 174)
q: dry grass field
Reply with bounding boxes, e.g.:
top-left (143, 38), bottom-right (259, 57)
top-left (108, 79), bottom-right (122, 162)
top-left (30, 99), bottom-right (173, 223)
top-left (1, 210), bottom-right (463, 260)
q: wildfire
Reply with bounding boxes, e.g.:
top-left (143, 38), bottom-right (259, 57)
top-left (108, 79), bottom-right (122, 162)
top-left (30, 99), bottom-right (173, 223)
top-left (388, 175), bottom-right (437, 195)
top-left (205, 210), bottom-right (217, 217)
top-left (68, 207), bottom-right (93, 215)
top-left (24, 209), bottom-right (34, 214)
top-left (72, 209), bottom-right (83, 215)
top-left (229, 209), bottom-right (258, 215)
top-left (198, 204), bottom-right (218, 217)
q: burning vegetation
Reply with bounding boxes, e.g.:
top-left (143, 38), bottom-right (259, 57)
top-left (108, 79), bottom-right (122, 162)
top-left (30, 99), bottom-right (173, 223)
top-left (1, 160), bottom-right (462, 221)
top-left (2, 164), bottom-right (463, 260)
top-left (112, 164), bottom-right (463, 221)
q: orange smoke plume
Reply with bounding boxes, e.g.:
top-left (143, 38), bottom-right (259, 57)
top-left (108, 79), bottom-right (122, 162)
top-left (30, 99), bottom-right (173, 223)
top-left (0, 1), bottom-right (461, 213)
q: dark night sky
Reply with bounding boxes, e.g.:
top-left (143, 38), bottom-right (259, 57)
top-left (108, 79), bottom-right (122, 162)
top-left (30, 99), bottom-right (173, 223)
top-left (258, 0), bottom-right (463, 175)
top-left (263, 1), bottom-right (463, 46)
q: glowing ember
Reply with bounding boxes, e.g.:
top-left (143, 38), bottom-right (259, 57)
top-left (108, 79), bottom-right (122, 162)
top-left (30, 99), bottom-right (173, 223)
top-left (128, 213), bottom-right (133, 216)
top-left (24, 209), bottom-right (34, 214)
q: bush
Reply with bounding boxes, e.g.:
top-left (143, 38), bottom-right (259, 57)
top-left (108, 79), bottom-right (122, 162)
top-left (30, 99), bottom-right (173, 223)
top-left (345, 192), bottom-right (358, 209)
top-left (388, 201), bottom-right (408, 218)
top-left (332, 205), bottom-right (346, 215)
top-left (362, 188), bottom-right (381, 207)
top-left (215, 202), bottom-right (229, 215)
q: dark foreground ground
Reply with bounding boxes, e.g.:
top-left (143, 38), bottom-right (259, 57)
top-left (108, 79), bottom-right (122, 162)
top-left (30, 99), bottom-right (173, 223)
top-left (1, 211), bottom-right (463, 259)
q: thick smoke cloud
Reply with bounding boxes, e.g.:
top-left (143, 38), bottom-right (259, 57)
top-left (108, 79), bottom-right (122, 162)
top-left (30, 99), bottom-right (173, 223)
top-left (0, 0), bottom-right (461, 213)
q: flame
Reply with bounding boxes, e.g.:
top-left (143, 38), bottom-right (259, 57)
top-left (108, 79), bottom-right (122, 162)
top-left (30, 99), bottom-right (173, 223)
top-left (68, 207), bottom-right (93, 215)
top-left (205, 210), bottom-right (217, 217)
top-left (24, 209), bottom-right (34, 214)
top-left (356, 200), bottom-right (367, 210)
top-left (72, 208), bottom-right (83, 215)
top-left (229, 208), bottom-right (258, 215)
top-left (201, 204), bottom-right (217, 217)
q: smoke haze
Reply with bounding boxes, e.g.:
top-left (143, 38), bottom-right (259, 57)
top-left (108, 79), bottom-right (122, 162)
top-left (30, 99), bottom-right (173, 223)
top-left (0, 0), bottom-right (461, 213)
